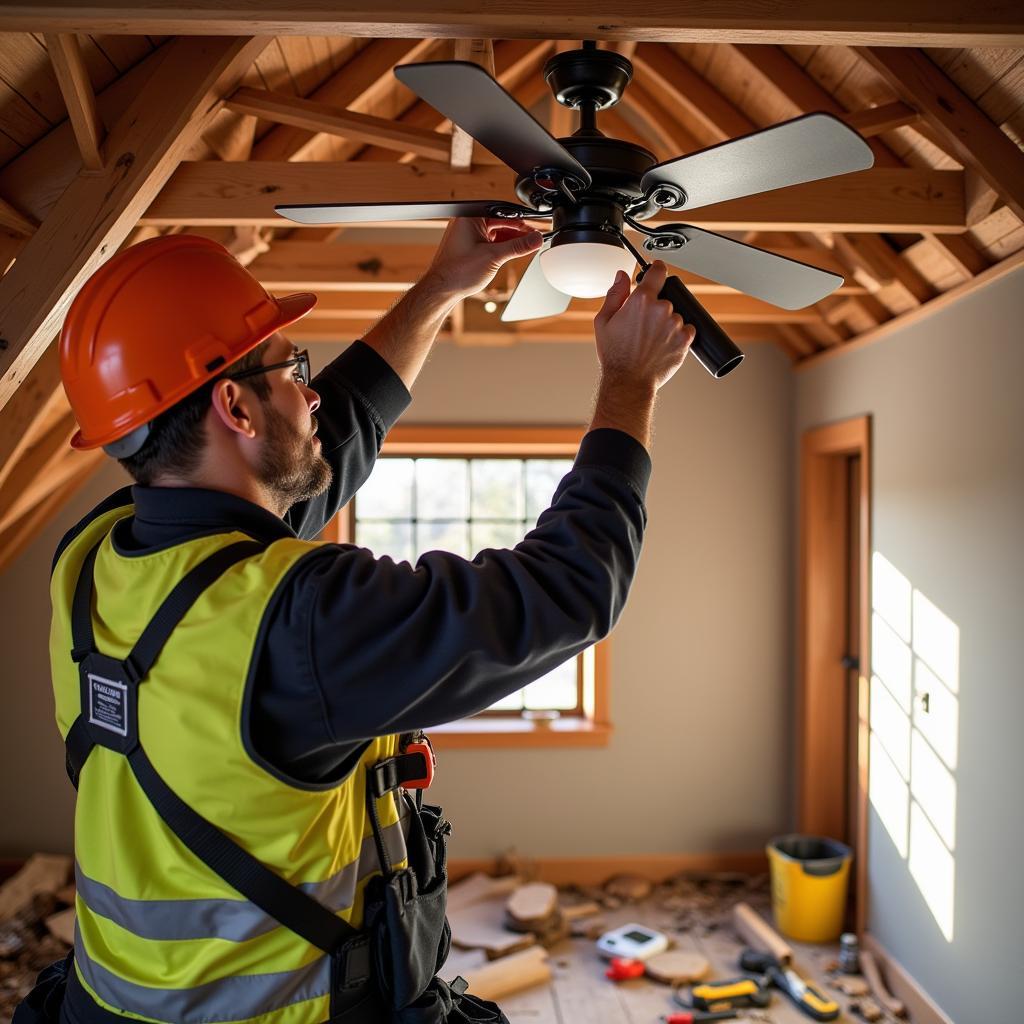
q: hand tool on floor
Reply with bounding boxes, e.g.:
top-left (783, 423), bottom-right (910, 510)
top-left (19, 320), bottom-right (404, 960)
top-left (739, 950), bottom-right (839, 1022)
top-left (662, 1011), bottom-right (738, 1023)
top-left (687, 974), bottom-right (773, 1011)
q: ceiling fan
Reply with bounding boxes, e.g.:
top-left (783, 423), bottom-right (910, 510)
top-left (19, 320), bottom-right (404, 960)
top-left (276, 41), bottom-right (874, 378)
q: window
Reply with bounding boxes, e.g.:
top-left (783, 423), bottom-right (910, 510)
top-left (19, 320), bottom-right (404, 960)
top-left (328, 427), bottom-right (611, 748)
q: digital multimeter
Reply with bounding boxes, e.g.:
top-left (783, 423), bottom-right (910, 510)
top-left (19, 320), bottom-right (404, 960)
top-left (596, 923), bottom-right (670, 961)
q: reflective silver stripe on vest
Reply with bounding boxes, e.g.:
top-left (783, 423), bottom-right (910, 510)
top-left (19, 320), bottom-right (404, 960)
top-left (75, 922), bottom-right (331, 1023)
top-left (77, 813), bottom-right (408, 942)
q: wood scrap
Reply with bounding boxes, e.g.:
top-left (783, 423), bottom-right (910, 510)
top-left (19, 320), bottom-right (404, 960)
top-left (44, 908), bottom-right (75, 946)
top-left (449, 897), bottom-right (535, 960)
top-left (506, 882), bottom-right (557, 929)
top-left (860, 950), bottom-right (906, 1017)
top-left (461, 946), bottom-right (551, 1002)
top-left (643, 949), bottom-right (710, 985)
top-left (55, 884), bottom-right (76, 907)
top-left (604, 874), bottom-right (652, 902)
top-left (732, 902), bottom-right (793, 965)
top-left (829, 974), bottom-right (870, 996)
top-left (850, 996), bottom-right (884, 1022)
top-left (0, 855), bottom-right (72, 922)
top-left (569, 915), bottom-right (607, 940)
top-left (447, 872), bottom-right (521, 912)
top-left (558, 899), bottom-right (601, 921)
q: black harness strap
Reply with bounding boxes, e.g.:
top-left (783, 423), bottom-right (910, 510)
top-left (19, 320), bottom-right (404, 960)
top-left (64, 535), bottom-right (366, 963)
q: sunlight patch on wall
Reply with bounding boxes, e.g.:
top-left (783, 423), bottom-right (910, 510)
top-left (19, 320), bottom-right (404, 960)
top-left (870, 552), bottom-right (960, 942)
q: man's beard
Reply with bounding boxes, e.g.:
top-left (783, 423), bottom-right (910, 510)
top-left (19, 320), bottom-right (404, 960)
top-left (256, 403), bottom-right (333, 510)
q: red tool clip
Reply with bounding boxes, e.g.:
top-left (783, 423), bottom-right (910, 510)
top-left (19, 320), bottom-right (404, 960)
top-left (402, 737), bottom-right (435, 790)
top-left (605, 958), bottom-right (646, 982)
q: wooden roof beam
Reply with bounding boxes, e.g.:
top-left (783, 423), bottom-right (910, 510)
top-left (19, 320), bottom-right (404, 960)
top-left (832, 233), bottom-right (934, 304)
top-left (252, 37), bottom-right (436, 162)
top-left (857, 47), bottom-right (1024, 223)
top-left (282, 315), bottom-right (777, 345)
top-left (226, 86), bottom-right (458, 161)
top-left (357, 39), bottom-right (552, 164)
top-left (249, 239), bottom-right (862, 294)
top-left (450, 38), bottom-right (495, 169)
top-left (841, 101), bottom-right (919, 138)
top-left (144, 162), bottom-right (965, 232)
top-left (43, 34), bottom-right (105, 171)
top-left (0, 35), bottom-right (270, 413)
top-left (288, 288), bottom-right (830, 324)
top-left (8, 3), bottom-right (1023, 46)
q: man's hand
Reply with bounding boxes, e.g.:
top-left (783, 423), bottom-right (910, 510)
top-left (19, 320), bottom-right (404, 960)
top-left (426, 217), bottom-right (544, 299)
top-left (594, 261), bottom-right (695, 392)
top-left (588, 262), bottom-right (696, 451)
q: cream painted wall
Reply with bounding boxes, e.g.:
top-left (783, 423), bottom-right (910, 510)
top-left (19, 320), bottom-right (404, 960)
top-left (0, 339), bottom-right (795, 860)
top-left (795, 267), bottom-right (1024, 1023)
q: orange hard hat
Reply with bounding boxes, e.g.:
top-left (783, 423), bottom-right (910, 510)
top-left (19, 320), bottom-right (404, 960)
top-left (60, 234), bottom-right (316, 456)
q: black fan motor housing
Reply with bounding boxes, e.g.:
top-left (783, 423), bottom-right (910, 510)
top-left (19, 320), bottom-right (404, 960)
top-left (514, 135), bottom-right (657, 212)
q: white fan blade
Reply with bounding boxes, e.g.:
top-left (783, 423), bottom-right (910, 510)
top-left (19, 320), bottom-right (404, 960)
top-left (501, 245), bottom-right (572, 322)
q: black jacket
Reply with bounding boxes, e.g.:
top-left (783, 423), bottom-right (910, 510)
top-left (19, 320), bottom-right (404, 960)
top-left (54, 341), bottom-right (652, 786)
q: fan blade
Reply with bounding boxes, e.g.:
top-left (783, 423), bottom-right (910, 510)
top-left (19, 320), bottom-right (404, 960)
top-left (275, 200), bottom-right (541, 226)
top-left (641, 112), bottom-right (874, 212)
top-left (395, 61), bottom-right (591, 186)
top-left (501, 245), bottom-right (571, 322)
top-left (639, 226), bottom-right (843, 309)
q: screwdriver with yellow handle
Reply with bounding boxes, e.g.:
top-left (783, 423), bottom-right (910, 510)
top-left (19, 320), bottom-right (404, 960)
top-left (739, 949), bottom-right (840, 1021)
top-left (689, 975), bottom-right (773, 1011)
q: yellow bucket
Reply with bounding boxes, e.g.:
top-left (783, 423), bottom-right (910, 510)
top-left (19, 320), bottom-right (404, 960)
top-left (767, 835), bottom-right (852, 942)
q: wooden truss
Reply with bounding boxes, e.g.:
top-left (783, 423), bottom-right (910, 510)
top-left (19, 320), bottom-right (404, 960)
top-left (0, 11), bottom-right (1022, 561)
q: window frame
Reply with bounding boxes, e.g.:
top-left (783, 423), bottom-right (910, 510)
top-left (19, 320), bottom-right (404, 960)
top-left (325, 425), bottom-right (612, 749)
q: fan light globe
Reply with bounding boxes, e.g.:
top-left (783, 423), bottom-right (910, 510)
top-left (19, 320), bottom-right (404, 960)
top-left (539, 241), bottom-right (635, 299)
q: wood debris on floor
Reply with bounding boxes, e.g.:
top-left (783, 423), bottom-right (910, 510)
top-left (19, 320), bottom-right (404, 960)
top-left (0, 855), bottom-right (74, 1016)
top-left (442, 869), bottom-right (912, 1024)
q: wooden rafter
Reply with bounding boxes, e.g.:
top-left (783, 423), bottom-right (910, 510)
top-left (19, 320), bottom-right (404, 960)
top-left (288, 289), bottom-right (829, 324)
top-left (0, 448), bottom-right (102, 576)
top-left (252, 38), bottom-right (436, 161)
top-left (43, 34), bottom-right (105, 170)
top-left (0, 195), bottom-right (37, 236)
top-left (798, 249), bottom-right (1024, 370)
top-left (356, 39), bottom-right (552, 164)
top-left (0, 35), bottom-right (270, 412)
top-left (7, 3), bottom-right (1024, 46)
top-left (142, 162), bottom-right (965, 232)
top-left (0, 42), bottom-right (169, 225)
top-left (248, 240), bottom-right (862, 295)
top-left (0, 343), bottom-right (62, 490)
top-left (450, 38), bottom-right (494, 169)
top-left (858, 47), bottom-right (1024, 223)
top-left (227, 87), bottom-right (460, 161)
top-left (717, 43), bottom-right (995, 334)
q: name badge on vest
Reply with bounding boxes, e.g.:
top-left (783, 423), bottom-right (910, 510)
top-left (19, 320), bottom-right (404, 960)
top-left (78, 652), bottom-right (139, 755)
top-left (88, 672), bottom-right (129, 736)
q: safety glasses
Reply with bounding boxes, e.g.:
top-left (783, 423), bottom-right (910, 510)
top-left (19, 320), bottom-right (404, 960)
top-left (229, 349), bottom-right (311, 388)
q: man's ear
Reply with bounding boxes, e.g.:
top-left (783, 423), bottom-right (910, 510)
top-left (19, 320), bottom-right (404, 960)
top-left (210, 379), bottom-right (258, 439)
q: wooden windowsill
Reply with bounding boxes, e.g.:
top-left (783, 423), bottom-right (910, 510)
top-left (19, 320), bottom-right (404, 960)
top-left (429, 717), bottom-right (613, 749)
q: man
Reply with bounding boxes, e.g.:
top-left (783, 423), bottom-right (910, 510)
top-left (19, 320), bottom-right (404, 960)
top-left (28, 218), bottom-right (692, 1024)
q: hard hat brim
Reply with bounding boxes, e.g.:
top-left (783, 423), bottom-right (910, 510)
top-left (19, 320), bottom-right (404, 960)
top-left (70, 290), bottom-right (318, 452)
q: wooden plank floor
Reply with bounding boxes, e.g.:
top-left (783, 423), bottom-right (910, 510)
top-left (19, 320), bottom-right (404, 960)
top-left (444, 877), bottom-right (883, 1024)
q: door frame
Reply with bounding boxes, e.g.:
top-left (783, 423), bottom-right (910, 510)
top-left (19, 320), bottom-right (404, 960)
top-left (798, 415), bottom-right (871, 935)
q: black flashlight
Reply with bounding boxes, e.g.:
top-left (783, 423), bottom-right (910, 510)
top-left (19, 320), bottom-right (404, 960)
top-left (635, 264), bottom-right (745, 379)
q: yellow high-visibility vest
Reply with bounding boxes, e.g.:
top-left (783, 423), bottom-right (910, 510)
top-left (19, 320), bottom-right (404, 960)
top-left (50, 501), bottom-right (406, 1024)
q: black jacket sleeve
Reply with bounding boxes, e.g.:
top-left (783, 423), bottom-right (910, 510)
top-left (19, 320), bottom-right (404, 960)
top-left (284, 341), bottom-right (411, 541)
top-left (251, 429), bottom-right (651, 774)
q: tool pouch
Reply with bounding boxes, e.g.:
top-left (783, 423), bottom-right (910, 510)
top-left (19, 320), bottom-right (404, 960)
top-left (363, 792), bottom-right (453, 1013)
top-left (392, 976), bottom-right (509, 1024)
